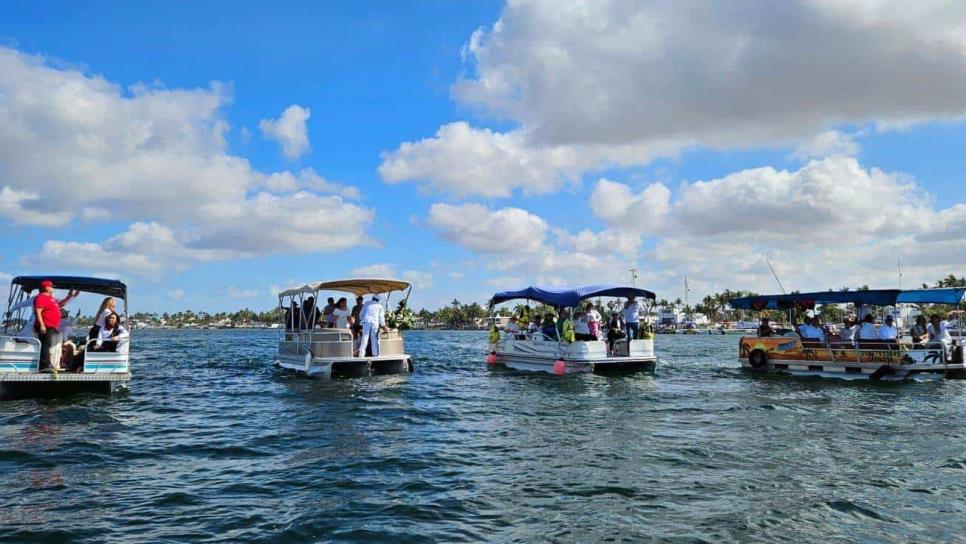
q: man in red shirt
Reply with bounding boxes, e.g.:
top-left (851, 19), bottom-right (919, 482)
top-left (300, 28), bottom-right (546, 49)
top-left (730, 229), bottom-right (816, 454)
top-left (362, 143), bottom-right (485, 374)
top-left (34, 280), bottom-right (64, 371)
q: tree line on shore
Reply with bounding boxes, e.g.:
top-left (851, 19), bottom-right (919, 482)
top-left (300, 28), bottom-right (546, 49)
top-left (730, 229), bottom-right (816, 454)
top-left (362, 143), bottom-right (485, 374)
top-left (104, 274), bottom-right (964, 329)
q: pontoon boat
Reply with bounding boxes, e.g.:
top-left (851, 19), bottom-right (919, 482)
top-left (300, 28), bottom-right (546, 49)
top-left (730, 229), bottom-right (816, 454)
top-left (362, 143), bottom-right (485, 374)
top-left (729, 288), bottom-right (965, 381)
top-left (1, 276), bottom-right (131, 398)
top-left (486, 285), bottom-right (658, 375)
top-left (275, 278), bottom-right (413, 378)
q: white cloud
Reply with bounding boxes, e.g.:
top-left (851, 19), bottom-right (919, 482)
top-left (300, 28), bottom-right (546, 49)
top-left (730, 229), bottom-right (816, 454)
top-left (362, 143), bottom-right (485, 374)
top-left (0, 47), bottom-right (373, 276)
top-left (228, 287), bottom-right (258, 298)
top-left (589, 180), bottom-right (671, 234)
top-left (167, 289), bottom-right (185, 301)
top-left (426, 202), bottom-right (548, 254)
top-left (351, 263), bottom-right (396, 278)
top-left (448, 271), bottom-right (464, 279)
top-left (259, 104), bottom-right (311, 159)
top-left (383, 1), bottom-right (966, 199)
top-left (456, 1), bottom-right (966, 148)
top-left (792, 130), bottom-right (861, 160)
top-left (401, 270), bottom-right (434, 290)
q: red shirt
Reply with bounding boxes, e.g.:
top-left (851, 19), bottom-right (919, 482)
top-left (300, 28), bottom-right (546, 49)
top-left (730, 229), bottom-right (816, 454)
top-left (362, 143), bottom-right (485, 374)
top-left (33, 293), bottom-right (61, 330)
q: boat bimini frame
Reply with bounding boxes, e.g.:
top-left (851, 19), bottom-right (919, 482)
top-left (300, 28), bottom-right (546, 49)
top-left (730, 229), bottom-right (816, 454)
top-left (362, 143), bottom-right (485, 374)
top-left (730, 287), bottom-right (966, 381)
top-left (275, 278), bottom-right (413, 379)
top-left (1, 275), bottom-right (131, 398)
top-left (486, 284), bottom-right (659, 375)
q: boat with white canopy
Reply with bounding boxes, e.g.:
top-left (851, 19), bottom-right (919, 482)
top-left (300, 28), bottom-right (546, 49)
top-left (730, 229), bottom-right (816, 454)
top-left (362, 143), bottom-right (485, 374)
top-left (486, 285), bottom-right (659, 375)
top-left (729, 288), bottom-right (966, 381)
top-left (1, 275), bottom-right (131, 398)
top-left (275, 278), bottom-right (413, 378)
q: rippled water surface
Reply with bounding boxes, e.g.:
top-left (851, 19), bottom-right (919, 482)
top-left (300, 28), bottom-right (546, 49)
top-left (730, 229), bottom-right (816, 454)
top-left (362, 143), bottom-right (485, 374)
top-left (2, 330), bottom-right (966, 542)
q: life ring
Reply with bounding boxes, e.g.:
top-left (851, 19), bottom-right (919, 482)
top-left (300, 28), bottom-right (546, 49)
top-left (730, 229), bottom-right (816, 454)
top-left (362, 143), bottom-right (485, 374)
top-left (749, 349), bottom-right (768, 370)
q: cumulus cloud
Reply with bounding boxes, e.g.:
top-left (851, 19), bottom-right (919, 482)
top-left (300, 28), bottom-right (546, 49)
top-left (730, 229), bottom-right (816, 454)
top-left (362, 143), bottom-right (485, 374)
top-left (167, 289), bottom-right (185, 301)
top-left (590, 180), bottom-right (671, 234)
top-left (0, 47), bottom-right (372, 276)
top-left (792, 130), bottom-right (861, 160)
top-left (456, 1), bottom-right (966, 148)
top-left (426, 203), bottom-right (548, 254)
top-left (383, 1), bottom-right (966, 199)
top-left (351, 263), bottom-right (396, 278)
top-left (401, 270), bottom-right (434, 290)
top-left (259, 104), bottom-right (311, 159)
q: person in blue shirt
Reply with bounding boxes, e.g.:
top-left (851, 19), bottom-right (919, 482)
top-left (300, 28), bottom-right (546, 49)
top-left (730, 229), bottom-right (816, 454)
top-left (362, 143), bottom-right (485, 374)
top-left (541, 313), bottom-right (558, 340)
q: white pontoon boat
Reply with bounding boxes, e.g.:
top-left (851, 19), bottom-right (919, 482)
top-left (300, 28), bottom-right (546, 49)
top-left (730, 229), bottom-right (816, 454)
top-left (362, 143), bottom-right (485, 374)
top-left (275, 278), bottom-right (413, 378)
top-left (486, 285), bottom-right (659, 375)
top-left (1, 276), bottom-right (131, 398)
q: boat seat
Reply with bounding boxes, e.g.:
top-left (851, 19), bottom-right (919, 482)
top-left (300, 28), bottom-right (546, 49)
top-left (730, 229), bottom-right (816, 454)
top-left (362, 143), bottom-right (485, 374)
top-left (856, 340), bottom-right (898, 350)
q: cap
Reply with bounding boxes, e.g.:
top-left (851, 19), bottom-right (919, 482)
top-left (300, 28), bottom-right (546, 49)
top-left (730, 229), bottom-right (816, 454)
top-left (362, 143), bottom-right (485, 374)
top-left (39, 280), bottom-right (54, 289)
top-left (885, 315), bottom-right (894, 322)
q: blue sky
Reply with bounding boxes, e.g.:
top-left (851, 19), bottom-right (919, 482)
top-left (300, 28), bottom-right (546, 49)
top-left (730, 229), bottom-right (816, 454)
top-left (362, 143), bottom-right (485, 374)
top-left (0, 1), bottom-right (964, 314)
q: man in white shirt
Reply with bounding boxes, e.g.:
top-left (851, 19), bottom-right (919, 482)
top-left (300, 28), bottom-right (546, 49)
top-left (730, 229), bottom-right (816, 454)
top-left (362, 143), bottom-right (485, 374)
top-left (837, 316), bottom-right (857, 344)
top-left (504, 316), bottom-right (521, 334)
top-left (573, 311), bottom-right (593, 341)
top-left (877, 315), bottom-right (898, 341)
top-left (799, 316), bottom-right (826, 342)
top-left (357, 295), bottom-right (387, 357)
top-left (927, 313), bottom-right (953, 353)
top-left (857, 314), bottom-right (879, 340)
top-left (623, 297), bottom-right (643, 340)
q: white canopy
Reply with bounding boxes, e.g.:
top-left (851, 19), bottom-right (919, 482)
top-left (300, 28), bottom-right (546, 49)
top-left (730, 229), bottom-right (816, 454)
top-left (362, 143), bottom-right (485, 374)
top-left (278, 278), bottom-right (411, 298)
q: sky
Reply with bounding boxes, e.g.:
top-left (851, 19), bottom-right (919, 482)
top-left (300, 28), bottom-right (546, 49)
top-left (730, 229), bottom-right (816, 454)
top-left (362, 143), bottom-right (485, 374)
top-left (0, 0), bottom-right (964, 314)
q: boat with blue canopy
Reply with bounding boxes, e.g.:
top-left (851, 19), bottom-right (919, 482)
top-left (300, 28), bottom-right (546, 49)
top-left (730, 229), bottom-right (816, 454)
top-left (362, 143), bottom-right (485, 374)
top-left (486, 284), bottom-right (659, 375)
top-left (729, 287), bottom-right (965, 381)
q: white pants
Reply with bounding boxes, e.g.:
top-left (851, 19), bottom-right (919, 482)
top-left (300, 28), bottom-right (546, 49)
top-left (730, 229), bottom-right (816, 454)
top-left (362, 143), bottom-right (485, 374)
top-left (359, 322), bottom-right (380, 357)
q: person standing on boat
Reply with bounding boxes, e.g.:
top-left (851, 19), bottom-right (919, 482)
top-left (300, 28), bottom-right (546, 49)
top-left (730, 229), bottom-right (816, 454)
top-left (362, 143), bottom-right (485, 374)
top-left (33, 280), bottom-right (65, 371)
top-left (585, 302), bottom-right (602, 340)
top-left (331, 297), bottom-right (351, 329)
top-left (10, 287), bottom-right (78, 338)
top-left (358, 295), bottom-right (388, 357)
top-left (557, 308), bottom-right (576, 343)
top-left (350, 296), bottom-right (364, 337)
top-left (623, 297), bottom-right (643, 340)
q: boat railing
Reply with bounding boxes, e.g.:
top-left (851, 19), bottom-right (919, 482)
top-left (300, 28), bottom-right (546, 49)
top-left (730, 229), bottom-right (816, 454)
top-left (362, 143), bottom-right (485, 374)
top-left (0, 334), bottom-right (41, 372)
top-left (281, 327), bottom-right (406, 358)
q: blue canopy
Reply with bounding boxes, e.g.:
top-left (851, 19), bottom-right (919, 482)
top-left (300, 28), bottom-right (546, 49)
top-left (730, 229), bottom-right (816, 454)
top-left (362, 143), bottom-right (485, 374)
top-left (730, 288), bottom-right (965, 310)
top-left (490, 285), bottom-right (656, 308)
top-left (11, 275), bottom-right (127, 299)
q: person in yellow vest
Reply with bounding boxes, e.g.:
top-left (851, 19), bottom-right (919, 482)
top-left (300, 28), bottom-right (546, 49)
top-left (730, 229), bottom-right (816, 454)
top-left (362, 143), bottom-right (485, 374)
top-left (558, 308), bottom-right (575, 343)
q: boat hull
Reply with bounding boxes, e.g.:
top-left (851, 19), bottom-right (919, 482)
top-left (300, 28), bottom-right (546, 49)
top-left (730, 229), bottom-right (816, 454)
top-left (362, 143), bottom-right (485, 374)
top-left (276, 329), bottom-right (412, 379)
top-left (489, 337), bottom-right (657, 375)
top-left (738, 335), bottom-right (965, 381)
top-left (0, 335), bottom-right (131, 399)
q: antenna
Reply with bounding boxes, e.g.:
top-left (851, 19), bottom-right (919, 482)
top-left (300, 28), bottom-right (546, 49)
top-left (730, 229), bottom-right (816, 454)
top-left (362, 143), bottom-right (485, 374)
top-left (765, 256), bottom-right (787, 294)
top-left (629, 267), bottom-right (638, 288)
top-left (897, 254), bottom-right (903, 290)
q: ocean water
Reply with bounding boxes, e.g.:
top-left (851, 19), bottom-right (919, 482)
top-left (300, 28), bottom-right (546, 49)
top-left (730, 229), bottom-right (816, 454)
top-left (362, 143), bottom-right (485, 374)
top-left (2, 330), bottom-right (965, 543)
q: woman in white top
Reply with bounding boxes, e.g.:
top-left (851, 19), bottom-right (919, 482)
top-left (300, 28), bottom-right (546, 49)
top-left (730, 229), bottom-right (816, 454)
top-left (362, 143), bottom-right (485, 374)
top-left (330, 297), bottom-right (352, 329)
top-left (92, 312), bottom-right (129, 353)
top-left (927, 314), bottom-right (953, 351)
top-left (88, 297), bottom-right (116, 339)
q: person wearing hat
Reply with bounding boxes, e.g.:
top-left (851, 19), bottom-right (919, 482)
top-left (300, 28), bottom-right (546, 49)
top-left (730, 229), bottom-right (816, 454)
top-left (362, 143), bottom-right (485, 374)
top-left (357, 294), bottom-right (388, 357)
top-left (877, 315), bottom-right (898, 342)
top-left (33, 280), bottom-right (67, 371)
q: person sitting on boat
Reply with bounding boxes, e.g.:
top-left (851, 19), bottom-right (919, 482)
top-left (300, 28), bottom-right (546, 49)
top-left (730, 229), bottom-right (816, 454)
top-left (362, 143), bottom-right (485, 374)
top-left (331, 297), bottom-right (351, 329)
top-left (505, 316), bottom-right (521, 334)
top-left (300, 296), bottom-right (322, 328)
top-left (837, 316), bottom-right (857, 344)
top-left (877, 315), bottom-right (899, 343)
top-left (910, 315), bottom-right (929, 348)
top-left (357, 295), bottom-right (388, 357)
top-left (541, 313), bottom-right (558, 341)
top-left (585, 302), bottom-right (602, 340)
top-left (89, 296), bottom-right (116, 339)
top-left (857, 314), bottom-right (879, 340)
top-left (798, 316), bottom-right (827, 343)
top-left (91, 312), bottom-right (129, 353)
top-left (623, 297), bottom-right (643, 340)
top-left (573, 310), bottom-right (592, 341)
top-left (757, 317), bottom-right (774, 337)
top-left (528, 315), bottom-right (542, 335)
top-left (927, 314), bottom-right (953, 353)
